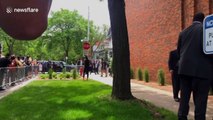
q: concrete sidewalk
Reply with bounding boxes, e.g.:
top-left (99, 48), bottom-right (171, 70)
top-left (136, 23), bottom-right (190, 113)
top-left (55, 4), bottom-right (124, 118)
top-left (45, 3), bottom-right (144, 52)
top-left (90, 74), bottom-right (213, 120)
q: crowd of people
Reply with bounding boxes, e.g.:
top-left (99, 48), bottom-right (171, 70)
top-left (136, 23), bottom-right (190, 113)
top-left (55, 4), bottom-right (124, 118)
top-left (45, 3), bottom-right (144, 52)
top-left (0, 53), bottom-right (38, 68)
top-left (0, 1), bottom-right (212, 119)
top-left (77, 56), bottom-right (113, 80)
top-left (0, 52), bottom-right (39, 90)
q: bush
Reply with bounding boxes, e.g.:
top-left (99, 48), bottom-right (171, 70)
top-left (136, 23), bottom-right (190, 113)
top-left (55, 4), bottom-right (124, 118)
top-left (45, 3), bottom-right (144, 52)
top-left (130, 68), bottom-right (135, 79)
top-left (65, 72), bottom-right (72, 79)
top-left (48, 68), bottom-right (54, 79)
top-left (138, 68), bottom-right (143, 81)
top-left (144, 69), bottom-right (149, 83)
top-left (40, 74), bottom-right (48, 79)
top-left (58, 73), bottom-right (65, 79)
top-left (158, 69), bottom-right (166, 86)
top-left (52, 72), bottom-right (57, 79)
top-left (62, 68), bottom-right (66, 74)
top-left (72, 69), bottom-right (77, 79)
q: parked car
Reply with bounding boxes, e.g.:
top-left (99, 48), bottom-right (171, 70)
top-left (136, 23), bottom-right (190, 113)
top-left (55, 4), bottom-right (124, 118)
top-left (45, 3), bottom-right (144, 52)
top-left (37, 60), bottom-right (75, 72)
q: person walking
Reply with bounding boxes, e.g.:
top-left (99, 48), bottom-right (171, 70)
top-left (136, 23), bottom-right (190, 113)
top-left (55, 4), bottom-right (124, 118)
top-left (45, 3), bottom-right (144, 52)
top-left (168, 49), bottom-right (180, 102)
top-left (177, 12), bottom-right (213, 120)
top-left (83, 56), bottom-right (90, 80)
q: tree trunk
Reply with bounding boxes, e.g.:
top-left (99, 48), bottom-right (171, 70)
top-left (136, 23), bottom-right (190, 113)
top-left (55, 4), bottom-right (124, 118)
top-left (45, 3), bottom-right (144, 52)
top-left (9, 45), bottom-right (13, 55)
top-left (5, 39), bottom-right (15, 55)
top-left (65, 50), bottom-right (69, 59)
top-left (108, 0), bottom-right (134, 100)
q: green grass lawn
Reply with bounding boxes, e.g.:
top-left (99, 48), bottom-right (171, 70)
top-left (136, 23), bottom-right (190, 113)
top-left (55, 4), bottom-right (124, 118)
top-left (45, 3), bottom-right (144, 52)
top-left (0, 80), bottom-right (177, 120)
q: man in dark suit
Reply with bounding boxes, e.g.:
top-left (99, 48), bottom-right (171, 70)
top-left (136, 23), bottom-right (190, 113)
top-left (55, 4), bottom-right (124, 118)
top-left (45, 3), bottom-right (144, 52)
top-left (168, 49), bottom-right (180, 102)
top-left (177, 12), bottom-right (213, 120)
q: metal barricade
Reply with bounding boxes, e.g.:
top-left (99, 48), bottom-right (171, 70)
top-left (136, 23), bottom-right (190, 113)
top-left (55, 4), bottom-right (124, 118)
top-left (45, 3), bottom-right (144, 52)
top-left (0, 67), bottom-right (7, 88)
top-left (0, 66), bottom-right (39, 89)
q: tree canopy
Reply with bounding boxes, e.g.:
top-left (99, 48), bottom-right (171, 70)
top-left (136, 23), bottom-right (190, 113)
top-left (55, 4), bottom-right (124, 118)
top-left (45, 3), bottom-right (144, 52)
top-left (0, 9), bottom-right (109, 63)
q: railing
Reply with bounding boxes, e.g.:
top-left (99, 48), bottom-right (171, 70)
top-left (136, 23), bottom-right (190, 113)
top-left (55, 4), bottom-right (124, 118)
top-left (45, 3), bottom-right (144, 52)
top-left (0, 66), bottom-right (39, 89)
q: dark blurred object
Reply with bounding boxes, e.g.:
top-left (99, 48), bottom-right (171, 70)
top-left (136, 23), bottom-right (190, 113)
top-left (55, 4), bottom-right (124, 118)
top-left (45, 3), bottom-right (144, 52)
top-left (0, 43), bottom-right (2, 52)
top-left (0, 0), bottom-right (52, 40)
top-left (37, 60), bottom-right (75, 72)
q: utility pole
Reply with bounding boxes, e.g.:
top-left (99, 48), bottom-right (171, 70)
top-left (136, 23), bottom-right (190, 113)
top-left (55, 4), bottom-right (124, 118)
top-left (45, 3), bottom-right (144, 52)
top-left (87, 6), bottom-right (90, 41)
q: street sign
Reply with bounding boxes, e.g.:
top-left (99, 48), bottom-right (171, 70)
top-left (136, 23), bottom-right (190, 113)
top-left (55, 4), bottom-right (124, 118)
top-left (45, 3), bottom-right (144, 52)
top-left (83, 42), bottom-right (90, 50)
top-left (203, 14), bottom-right (213, 54)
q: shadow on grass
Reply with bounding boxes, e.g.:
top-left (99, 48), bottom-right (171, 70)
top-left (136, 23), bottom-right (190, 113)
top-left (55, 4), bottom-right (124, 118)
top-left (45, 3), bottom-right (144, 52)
top-left (0, 80), bottom-right (177, 120)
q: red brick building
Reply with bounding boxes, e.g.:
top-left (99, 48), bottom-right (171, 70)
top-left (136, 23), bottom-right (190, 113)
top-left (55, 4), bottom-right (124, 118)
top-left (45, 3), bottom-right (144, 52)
top-left (126, 0), bottom-right (213, 83)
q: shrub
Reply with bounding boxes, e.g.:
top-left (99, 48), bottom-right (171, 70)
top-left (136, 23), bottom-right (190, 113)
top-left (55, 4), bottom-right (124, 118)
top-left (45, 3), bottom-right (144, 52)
top-left (130, 68), bottom-right (135, 79)
top-left (58, 73), bottom-right (65, 79)
top-left (62, 68), bottom-right (66, 74)
top-left (65, 72), bottom-right (72, 79)
top-left (138, 68), bottom-right (143, 81)
top-left (40, 74), bottom-right (48, 79)
top-left (52, 72), bottom-right (57, 79)
top-left (144, 69), bottom-right (149, 83)
top-left (158, 69), bottom-right (166, 86)
top-left (72, 69), bottom-right (77, 79)
top-left (48, 68), bottom-right (54, 79)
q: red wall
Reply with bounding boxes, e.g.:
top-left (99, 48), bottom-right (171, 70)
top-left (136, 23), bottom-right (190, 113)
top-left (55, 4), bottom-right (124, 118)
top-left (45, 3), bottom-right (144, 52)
top-left (126, 0), bottom-right (211, 83)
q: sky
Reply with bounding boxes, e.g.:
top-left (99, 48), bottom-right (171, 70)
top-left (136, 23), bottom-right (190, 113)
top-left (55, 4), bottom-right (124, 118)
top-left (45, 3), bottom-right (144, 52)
top-left (50, 0), bottom-right (110, 27)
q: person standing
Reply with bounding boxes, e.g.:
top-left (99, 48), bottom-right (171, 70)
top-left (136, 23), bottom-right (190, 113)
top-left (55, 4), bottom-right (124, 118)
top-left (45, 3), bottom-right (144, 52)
top-left (8, 55), bottom-right (18, 85)
top-left (83, 56), bottom-right (90, 80)
top-left (108, 58), bottom-right (113, 77)
top-left (177, 12), bottom-right (213, 120)
top-left (0, 54), bottom-right (11, 90)
top-left (101, 58), bottom-right (108, 77)
top-left (168, 49), bottom-right (180, 102)
top-left (94, 60), bottom-right (99, 74)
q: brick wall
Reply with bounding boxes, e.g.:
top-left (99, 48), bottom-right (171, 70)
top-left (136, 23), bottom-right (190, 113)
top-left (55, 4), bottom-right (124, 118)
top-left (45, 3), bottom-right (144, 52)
top-left (183, 0), bottom-right (194, 28)
top-left (195, 0), bottom-right (210, 15)
top-left (126, 0), bottom-right (211, 84)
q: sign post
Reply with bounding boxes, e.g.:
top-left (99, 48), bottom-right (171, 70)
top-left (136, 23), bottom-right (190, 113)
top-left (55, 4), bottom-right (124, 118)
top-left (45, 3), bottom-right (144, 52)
top-left (83, 42), bottom-right (90, 50)
top-left (203, 14), bottom-right (213, 54)
top-left (83, 41), bottom-right (90, 56)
